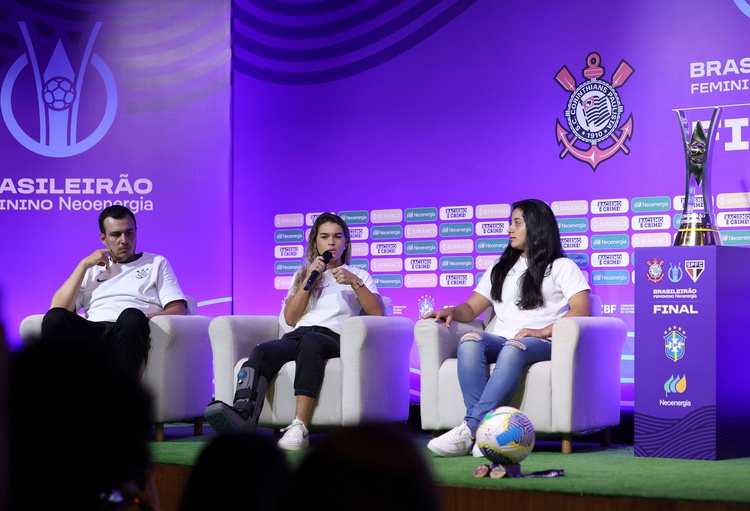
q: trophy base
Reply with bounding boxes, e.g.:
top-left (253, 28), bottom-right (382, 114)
top-left (673, 213), bottom-right (722, 246)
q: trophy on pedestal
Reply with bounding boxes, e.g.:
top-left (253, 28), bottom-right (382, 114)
top-left (673, 107), bottom-right (723, 246)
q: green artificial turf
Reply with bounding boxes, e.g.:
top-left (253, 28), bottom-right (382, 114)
top-left (147, 424), bottom-right (750, 505)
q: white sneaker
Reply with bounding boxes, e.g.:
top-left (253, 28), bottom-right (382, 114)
top-left (278, 418), bottom-right (309, 450)
top-left (427, 422), bottom-right (474, 457)
top-left (472, 442), bottom-right (484, 457)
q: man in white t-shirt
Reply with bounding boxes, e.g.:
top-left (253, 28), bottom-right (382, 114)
top-left (41, 205), bottom-right (187, 380)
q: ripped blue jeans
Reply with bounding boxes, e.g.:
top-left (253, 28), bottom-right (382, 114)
top-left (457, 330), bottom-right (551, 436)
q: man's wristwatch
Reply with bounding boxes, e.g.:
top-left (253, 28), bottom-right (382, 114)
top-left (352, 278), bottom-right (365, 290)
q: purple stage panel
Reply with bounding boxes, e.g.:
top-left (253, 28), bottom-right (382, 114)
top-left (634, 246), bottom-right (750, 460)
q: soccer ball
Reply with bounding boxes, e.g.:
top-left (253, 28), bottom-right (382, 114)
top-left (42, 76), bottom-right (76, 111)
top-left (476, 406), bottom-right (535, 465)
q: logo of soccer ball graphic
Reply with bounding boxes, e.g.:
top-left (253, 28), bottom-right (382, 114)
top-left (476, 406), bottom-right (535, 465)
top-left (43, 77), bottom-right (76, 111)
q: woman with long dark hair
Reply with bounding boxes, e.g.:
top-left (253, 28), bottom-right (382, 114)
top-left (422, 199), bottom-right (591, 457)
top-left (205, 213), bottom-right (384, 450)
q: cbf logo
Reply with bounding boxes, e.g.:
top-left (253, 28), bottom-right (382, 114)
top-left (664, 326), bottom-right (686, 362)
top-left (646, 257), bottom-right (665, 283)
top-left (554, 52), bottom-right (634, 171)
top-left (418, 295), bottom-right (435, 317)
top-left (1, 21), bottom-right (117, 157)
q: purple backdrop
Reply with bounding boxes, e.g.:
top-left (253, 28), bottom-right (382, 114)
top-left (0, 1), bottom-right (233, 348)
top-left (2, 0), bottom-right (749, 411)
top-left (231, 0), bottom-right (750, 407)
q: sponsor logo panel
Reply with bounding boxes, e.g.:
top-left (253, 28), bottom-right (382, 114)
top-left (274, 245), bottom-right (303, 258)
top-left (439, 239), bottom-right (473, 254)
top-left (440, 222), bottom-right (473, 237)
top-left (274, 261), bottom-right (301, 274)
top-left (590, 215), bottom-right (629, 232)
top-left (439, 206), bottom-right (474, 220)
top-left (405, 207), bottom-right (438, 222)
top-left (348, 226), bottom-right (370, 241)
top-left (337, 211), bottom-right (369, 224)
top-left (475, 221), bottom-right (507, 236)
top-left (557, 217), bottom-right (589, 233)
top-left (371, 209), bottom-right (402, 223)
top-left (631, 196), bottom-right (670, 212)
top-left (371, 225), bottom-right (403, 239)
top-left (632, 232), bottom-right (672, 247)
top-left (475, 238), bottom-right (508, 253)
top-left (275, 213), bottom-right (303, 227)
top-left (405, 240), bottom-right (438, 254)
top-left (405, 257), bottom-right (438, 271)
top-left (440, 273), bottom-right (474, 287)
top-left (370, 258), bottom-right (403, 272)
top-left (275, 229), bottom-right (304, 243)
top-left (371, 242), bottom-right (403, 256)
top-left (404, 224), bottom-right (438, 239)
top-left (591, 198), bottom-right (629, 214)
top-left (373, 274), bottom-right (403, 288)
top-left (591, 251), bottom-right (629, 267)
top-left (440, 256), bottom-right (473, 271)
top-left (476, 204), bottom-right (511, 219)
top-left (591, 270), bottom-right (629, 285)
top-left (405, 274), bottom-right (438, 288)
top-left (631, 214), bottom-right (671, 230)
top-left (561, 235), bottom-right (589, 250)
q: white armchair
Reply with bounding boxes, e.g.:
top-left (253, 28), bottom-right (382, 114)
top-left (208, 297), bottom-right (414, 428)
top-left (18, 297), bottom-right (213, 441)
top-left (414, 295), bottom-right (627, 453)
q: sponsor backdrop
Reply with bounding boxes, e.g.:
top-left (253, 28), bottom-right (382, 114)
top-left (3, 1), bottom-right (749, 410)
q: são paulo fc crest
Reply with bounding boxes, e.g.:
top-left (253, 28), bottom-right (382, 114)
top-left (554, 52), bottom-right (634, 171)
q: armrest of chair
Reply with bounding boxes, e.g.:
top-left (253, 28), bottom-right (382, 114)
top-left (413, 318), bottom-right (483, 429)
top-left (144, 314), bottom-right (214, 419)
top-left (339, 315), bottom-right (415, 424)
top-left (208, 315), bottom-right (280, 404)
top-left (19, 315), bottom-right (44, 346)
top-left (549, 316), bottom-right (628, 431)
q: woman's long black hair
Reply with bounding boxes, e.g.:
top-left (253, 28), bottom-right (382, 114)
top-left (490, 199), bottom-right (566, 309)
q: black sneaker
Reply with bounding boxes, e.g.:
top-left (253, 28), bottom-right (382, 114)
top-left (204, 400), bottom-right (256, 434)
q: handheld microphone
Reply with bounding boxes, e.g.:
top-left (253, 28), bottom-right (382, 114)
top-left (303, 250), bottom-right (332, 291)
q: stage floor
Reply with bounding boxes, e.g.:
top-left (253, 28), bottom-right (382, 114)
top-left (139, 414), bottom-right (750, 511)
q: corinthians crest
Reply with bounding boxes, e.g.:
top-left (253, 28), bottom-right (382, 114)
top-left (555, 52), bottom-right (634, 171)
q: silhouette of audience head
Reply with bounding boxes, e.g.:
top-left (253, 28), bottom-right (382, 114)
top-left (277, 422), bottom-right (440, 511)
top-left (180, 431), bottom-right (292, 511)
top-left (6, 335), bottom-right (153, 510)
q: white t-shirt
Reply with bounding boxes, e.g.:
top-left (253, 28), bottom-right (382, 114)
top-left (287, 264), bottom-right (380, 335)
top-left (77, 252), bottom-right (187, 322)
top-left (474, 256), bottom-right (590, 339)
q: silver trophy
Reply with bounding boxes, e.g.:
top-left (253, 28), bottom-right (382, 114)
top-left (673, 107), bottom-right (723, 246)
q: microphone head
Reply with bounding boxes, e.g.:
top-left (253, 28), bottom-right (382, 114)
top-left (322, 250), bottom-right (333, 264)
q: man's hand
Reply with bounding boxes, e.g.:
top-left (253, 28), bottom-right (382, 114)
top-left (81, 248), bottom-right (113, 270)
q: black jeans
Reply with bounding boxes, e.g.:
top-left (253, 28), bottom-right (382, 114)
top-left (41, 307), bottom-right (150, 381)
top-left (241, 326), bottom-right (341, 398)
